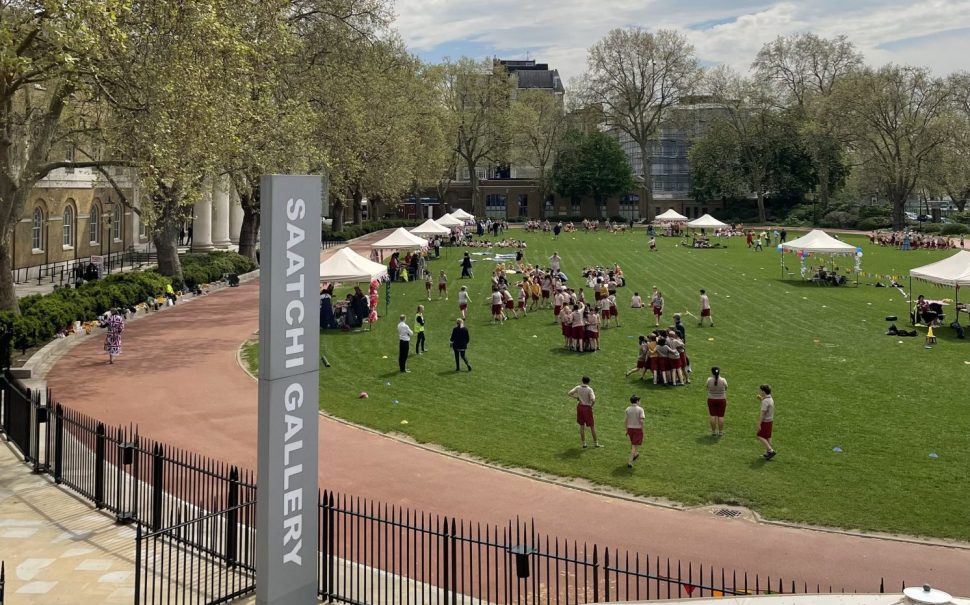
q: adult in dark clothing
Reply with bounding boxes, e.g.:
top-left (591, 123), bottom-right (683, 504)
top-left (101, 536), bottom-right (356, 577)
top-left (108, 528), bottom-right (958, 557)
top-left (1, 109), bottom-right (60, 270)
top-left (409, 252), bottom-right (420, 281)
top-left (388, 252), bottom-right (400, 282)
top-left (320, 286), bottom-right (337, 329)
top-left (187, 225), bottom-right (194, 246)
top-left (477, 222), bottom-right (485, 237)
top-left (460, 252), bottom-right (473, 278)
top-left (780, 229), bottom-right (787, 243)
top-left (449, 318), bottom-right (472, 371)
top-left (350, 287), bottom-right (368, 327)
top-left (179, 226), bottom-right (186, 246)
top-left (433, 238), bottom-right (441, 258)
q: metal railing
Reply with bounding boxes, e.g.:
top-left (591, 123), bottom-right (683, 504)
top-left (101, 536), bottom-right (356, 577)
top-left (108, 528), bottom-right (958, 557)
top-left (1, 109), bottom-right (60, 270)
top-left (0, 560), bottom-right (5, 605)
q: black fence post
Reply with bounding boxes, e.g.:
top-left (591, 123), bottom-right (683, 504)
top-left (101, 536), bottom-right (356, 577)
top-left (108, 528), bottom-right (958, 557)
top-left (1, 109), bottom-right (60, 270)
top-left (327, 491), bottom-right (335, 600)
top-left (225, 467), bottom-right (239, 566)
top-left (592, 543), bottom-right (600, 602)
top-left (94, 422), bottom-right (106, 509)
top-left (134, 523), bottom-right (141, 604)
top-left (450, 518), bottom-right (458, 605)
top-left (151, 443), bottom-right (164, 531)
top-left (53, 404), bottom-right (63, 483)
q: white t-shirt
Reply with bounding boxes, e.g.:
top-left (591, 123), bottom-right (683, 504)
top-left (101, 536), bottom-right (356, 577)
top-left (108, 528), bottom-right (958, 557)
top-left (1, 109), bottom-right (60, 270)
top-left (631, 295), bottom-right (643, 308)
top-left (760, 396), bottom-right (775, 422)
top-left (569, 384), bottom-right (595, 406)
top-left (397, 321), bottom-right (413, 341)
top-left (458, 291), bottom-right (469, 304)
top-left (700, 294), bottom-right (711, 310)
top-left (625, 404), bottom-right (645, 429)
top-left (491, 291), bottom-right (503, 305)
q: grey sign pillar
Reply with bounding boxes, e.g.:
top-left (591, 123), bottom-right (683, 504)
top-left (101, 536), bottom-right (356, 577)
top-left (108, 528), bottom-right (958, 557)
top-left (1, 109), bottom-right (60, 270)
top-left (257, 175), bottom-right (321, 604)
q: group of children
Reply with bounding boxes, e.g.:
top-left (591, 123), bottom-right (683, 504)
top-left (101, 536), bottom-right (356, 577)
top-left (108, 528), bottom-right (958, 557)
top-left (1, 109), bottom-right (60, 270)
top-left (624, 320), bottom-right (691, 386)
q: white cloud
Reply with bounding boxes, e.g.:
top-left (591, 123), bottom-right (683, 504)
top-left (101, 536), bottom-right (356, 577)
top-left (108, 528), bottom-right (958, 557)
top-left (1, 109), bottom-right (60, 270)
top-left (393, 0), bottom-right (970, 81)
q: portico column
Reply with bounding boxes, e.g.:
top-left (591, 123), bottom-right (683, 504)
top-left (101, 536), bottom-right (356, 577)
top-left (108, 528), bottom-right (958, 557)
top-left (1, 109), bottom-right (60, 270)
top-left (191, 177), bottom-right (214, 252)
top-left (211, 174), bottom-right (232, 249)
top-left (229, 183), bottom-right (244, 245)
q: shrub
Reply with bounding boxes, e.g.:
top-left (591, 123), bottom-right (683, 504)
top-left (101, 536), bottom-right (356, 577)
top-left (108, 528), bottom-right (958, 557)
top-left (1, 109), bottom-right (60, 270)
top-left (920, 223), bottom-right (943, 233)
top-left (178, 251), bottom-right (256, 290)
top-left (950, 211), bottom-right (970, 225)
top-left (857, 216), bottom-right (892, 230)
top-left (820, 210), bottom-right (858, 229)
top-left (323, 219), bottom-right (423, 242)
top-left (941, 223), bottom-right (970, 235)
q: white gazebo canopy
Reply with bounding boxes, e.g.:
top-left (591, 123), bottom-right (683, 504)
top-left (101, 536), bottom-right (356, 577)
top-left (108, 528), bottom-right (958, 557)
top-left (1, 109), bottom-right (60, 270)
top-left (910, 250), bottom-right (970, 287)
top-left (371, 228), bottom-right (429, 251)
top-left (436, 213), bottom-right (464, 228)
top-left (655, 209), bottom-right (689, 222)
top-left (781, 230), bottom-right (858, 255)
top-left (319, 247), bottom-right (388, 282)
top-left (687, 214), bottom-right (729, 229)
top-left (410, 219), bottom-right (450, 237)
top-left (450, 208), bottom-right (474, 220)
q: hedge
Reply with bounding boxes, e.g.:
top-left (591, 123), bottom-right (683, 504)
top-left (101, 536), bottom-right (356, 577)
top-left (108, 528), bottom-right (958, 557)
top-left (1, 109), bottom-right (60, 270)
top-left (0, 271), bottom-right (172, 355)
top-left (177, 251), bottom-right (256, 290)
top-left (941, 223), bottom-right (970, 236)
top-left (323, 219), bottom-right (423, 242)
top-left (857, 216), bottom-right (892, 230)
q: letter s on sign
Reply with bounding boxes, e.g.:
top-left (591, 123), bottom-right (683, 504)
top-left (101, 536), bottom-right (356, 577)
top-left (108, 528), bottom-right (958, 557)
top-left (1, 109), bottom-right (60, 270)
top-left (287, 198), bottom-right (306, 221)
top-left (285, 383), bottom-right (304, 411)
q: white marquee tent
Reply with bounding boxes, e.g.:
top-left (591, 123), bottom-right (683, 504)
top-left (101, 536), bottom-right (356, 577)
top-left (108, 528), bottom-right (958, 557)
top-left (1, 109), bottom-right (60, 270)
top-left (687, 214), bottom-right (729, 229)
top-left (319, 247), bottom-right (388, 282)
top-left (435, 213), bottom-right (464, 228)
top-left (782, 230), bottom-right (858, 254)
top-left (410, 219), bottom-right (451, 237)
top-left (910, 250), bottom-right (970, 287)
top-left (655, 209), bottom-right (689, 222)
top-left (450, 208), bottom-right (474, 220)
top-left (371, 227), bottom-right (429, 251)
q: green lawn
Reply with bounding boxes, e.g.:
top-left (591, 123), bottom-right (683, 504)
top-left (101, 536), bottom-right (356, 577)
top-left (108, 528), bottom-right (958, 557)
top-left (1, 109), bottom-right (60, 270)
top-left (260, 230), bottom-right (970, 541)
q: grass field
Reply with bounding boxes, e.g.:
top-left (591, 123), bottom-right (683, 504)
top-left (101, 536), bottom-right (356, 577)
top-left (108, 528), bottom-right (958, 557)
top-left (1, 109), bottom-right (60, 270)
top-left (249, 229), bottom-right (970, 541)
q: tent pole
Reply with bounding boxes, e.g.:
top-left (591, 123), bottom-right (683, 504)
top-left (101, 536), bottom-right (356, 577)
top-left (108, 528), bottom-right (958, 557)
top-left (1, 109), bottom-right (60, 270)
top-left (909, 277), bottom-right (913, 326)
top-left (956, 284), bottom-right (961, 326)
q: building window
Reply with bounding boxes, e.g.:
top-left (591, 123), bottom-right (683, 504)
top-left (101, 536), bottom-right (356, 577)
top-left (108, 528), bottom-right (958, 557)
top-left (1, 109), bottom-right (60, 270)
top-left (517, 194), bottom-right (529, 218)
top-left (32, 207), bottom-right (44, 250)
top-left (619, 194), bottom-right (640, 222)
top-left (63, 204), bottom-right (75, 247)
top-left (543, 196), bottom-right (555, 218)
top-left (112, 204), bottom-right (122, 240)
top-left (139, 219), bottom-right (147, 238)
top-left (485, 194), bottom-right (507, 219)
top-left (570, 199), bottom-right (580, 215)
top-left (89, 202), bottom-right (100, 243)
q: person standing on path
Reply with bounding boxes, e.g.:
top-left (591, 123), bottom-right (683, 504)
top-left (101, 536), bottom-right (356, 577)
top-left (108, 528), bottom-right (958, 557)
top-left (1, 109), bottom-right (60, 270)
top-left (397, 314), bottom-right (413, 373)
top-left (103, 309), bottom-right (125, 364)
top-left (756, 384), bottom-right (777, 459)
top-left (705, 367), bottom-right (728, 436)
top-left (698, 289), bottom-right (714, 326)
top-left (568, 376), bottom-right (601, 448)
top-left (414, 305), bottom-right (427, 355)
top-left (625, 395), bottom-right (645, 468)
top-left (449, 318), bottom-right (472, 372)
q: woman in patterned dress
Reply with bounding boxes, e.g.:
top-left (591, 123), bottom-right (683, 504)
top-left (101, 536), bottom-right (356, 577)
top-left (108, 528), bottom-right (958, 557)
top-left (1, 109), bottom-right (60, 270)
top-left (104, 309), bottom-right (125, 364)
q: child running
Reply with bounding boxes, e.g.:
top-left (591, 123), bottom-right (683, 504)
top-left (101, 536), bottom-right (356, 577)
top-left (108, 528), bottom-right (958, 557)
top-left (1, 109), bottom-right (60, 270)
top-left (625, 395), bottom-right (645, 468)
top-left (490, 287), bottom-right (504, 323)
top-left (625, 335), bottom-right (649, 379)
top-left (424, 272), bottom-right (433, 301)
top-left (699, 289), bottom-right (713, 326)
top-left (514, 282), bottom-right (527, 318)
top-left (756, 385), bottom-right (777, 460)
top-left (438, 270), bottom-right (449, 300)
top-left (457, 286), bottom-right (470, 319)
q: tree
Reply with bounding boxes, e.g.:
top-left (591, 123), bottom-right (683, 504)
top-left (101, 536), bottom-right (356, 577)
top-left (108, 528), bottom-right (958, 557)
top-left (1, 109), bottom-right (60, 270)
top-left (510, 89), bottom-right (566, 206)
top-left (0, 1), bottom-right (128, 311)
top-left (691, 68), bottom-right (818, 221)
top-left (551, 131), bottom-right (635, 206)
top-left (932, 72), bottom-right (970, 212)
top-left (440, 58), bottom-right (513, 216)
top-left (753, 33), bottom-right (862, 214)
top-left (831, 65), bottom-right (951, 229)
top-left (579, 28), bottom-right (701, 220)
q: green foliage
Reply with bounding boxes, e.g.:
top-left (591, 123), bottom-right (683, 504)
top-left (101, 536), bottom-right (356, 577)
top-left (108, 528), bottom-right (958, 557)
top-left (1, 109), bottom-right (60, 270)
top-left (941, 223), bottom-right (970, 235)
top-left (322, 219), bottom-right (423, 242)
top-left (820, 210), bottom-right (857, 228)
top-left (178, 252), bottom-right (256, 290)
top-left (0, 271), bottom-right (171, 354)
top-left (551, 131), bottom-right (636, 203)
top-left (950, 211), bottom-right (970, 225)
top-left (857, 216), bottom-right (892, 230)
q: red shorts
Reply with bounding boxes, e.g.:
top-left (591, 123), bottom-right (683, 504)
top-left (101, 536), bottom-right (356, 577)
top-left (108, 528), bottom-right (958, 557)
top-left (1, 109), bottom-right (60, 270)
top-left (601, 309), bottom-right (610, 319)
top-left (518, 301), bottom-right (525, 309)
top-left (594, 292), bottom-right (603, 301)
top-left (669, 356), bottom-right (682, 369)
top-left (648, 357), bottom-right (658, 371)
top-left (627, 428), bottom-right (643, 446)
top-left (576, 404), bottom-right (595, 427)
top-left (707, 398), bottom-right (727, 417)
top-left (585, 329), bottom-right (597, 340)
top-left (679, 352), bottom-right (688, 367)
top-left (554, 305), bottom-right (562, 316)
top-left (611, 307), bottom-right (618, 318)
top-left (572, 326), bottom-right (585, 339)
top-left (439, 283), bottom-right (447, 291)
top-left (505, 300), bottom-right (514, 309)
top-left (459, 303), bottom-right (468, 311)
top-left (653, 306), bottom-right (663, 317)
top-left (491, 304), bottom-right (502, 315)
top-left (757, 421), bottom-right (773, 439)
top-left (658, 357), bottom-right (670, 371)
top-left (701, 308), bottom-right (711, 317)
top-left (542, 291), bottom-right (550, 299)
top-left (532, 294), bottom-right (539, 301)
top-left (636, 359), bottom-right (647, 369)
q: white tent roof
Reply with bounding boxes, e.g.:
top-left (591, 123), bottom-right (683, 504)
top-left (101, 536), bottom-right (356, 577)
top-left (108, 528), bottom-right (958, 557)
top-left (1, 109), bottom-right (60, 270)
top-left (655, 209), bottom-right (689, 221)
top-left (436, 213), bottom-right (464, 227)
top-left (781, 230), bottom-right (858, 254)
top-left (371, 227), bottom-right (429, 250)
top-left (910, 250), bottom-right (970, 287)
top-left (450, 208), bottom-right (474, 220)
top-left (687, 214), bottom-right (729, 229)
top-left (319, 247), bottom-right (388, 282)
top-left (410, 219), bottom-right (450, 236)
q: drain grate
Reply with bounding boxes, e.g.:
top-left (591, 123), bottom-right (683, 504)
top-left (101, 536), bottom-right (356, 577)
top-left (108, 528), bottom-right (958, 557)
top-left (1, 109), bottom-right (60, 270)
top-left (713, 508), bottom-right (741, 518)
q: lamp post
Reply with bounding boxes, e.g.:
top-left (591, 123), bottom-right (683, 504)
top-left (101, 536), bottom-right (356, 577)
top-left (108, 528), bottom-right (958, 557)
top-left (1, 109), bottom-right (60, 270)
top-left (106, 198), bottom-right (114, 275)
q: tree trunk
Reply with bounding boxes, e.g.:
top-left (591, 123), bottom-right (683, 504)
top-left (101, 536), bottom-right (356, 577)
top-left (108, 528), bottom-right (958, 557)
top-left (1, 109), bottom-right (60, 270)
top-left (331, 203), bottom-right (345, 233)
top-left (891, 195), bottom-right (906, 231)
top-left (638, 142), bottom-right (654, 221)
top-left (153, 213), bottom-right (183, 285)
top-left (238, 210), bottom-right (260, 263)
top-left (0, 233), bottom-right (19, 313)
top-left (352, 187), bottom-right (364, 225)
top-left (466, 160), bottom-right (483, 215)
top-left (817, 160), bottom-right (831, 212)
top-left (756, 191), bottom-right (767, 224)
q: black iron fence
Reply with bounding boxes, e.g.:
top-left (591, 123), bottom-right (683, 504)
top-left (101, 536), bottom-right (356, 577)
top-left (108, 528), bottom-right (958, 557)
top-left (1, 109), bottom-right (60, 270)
top-left (1, 560), bottom-right (5, 605)
top-left (2, 376), bottom-right (894, 605)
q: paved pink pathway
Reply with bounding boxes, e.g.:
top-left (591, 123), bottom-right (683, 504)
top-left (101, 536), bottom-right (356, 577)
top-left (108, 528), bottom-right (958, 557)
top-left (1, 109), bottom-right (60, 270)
top-left (47, 237), bottom-right (970, 596)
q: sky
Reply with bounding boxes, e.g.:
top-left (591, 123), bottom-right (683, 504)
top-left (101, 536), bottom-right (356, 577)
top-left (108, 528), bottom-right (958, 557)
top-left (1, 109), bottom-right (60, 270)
top-left (393, 0), bottom-right (970, 82)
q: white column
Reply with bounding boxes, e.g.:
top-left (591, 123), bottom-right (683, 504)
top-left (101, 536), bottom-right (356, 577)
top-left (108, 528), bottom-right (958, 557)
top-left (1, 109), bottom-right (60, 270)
top-left (211, 174), bottom-right (232, 249)
top-left (229, 183), bottom-right (244, 245)
top-left (191, 177), bottom-right (214, 251)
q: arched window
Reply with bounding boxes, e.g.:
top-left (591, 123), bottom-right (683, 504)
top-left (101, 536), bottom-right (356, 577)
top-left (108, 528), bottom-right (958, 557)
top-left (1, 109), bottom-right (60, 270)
top-left (63, 203), bottom-right (75, 247)
top-left (89, 202), bottom-right (100, 243)
top-left (112, 204), bottom-right (122, 240)
top-left (31, 207), bottom-right (44, 250)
